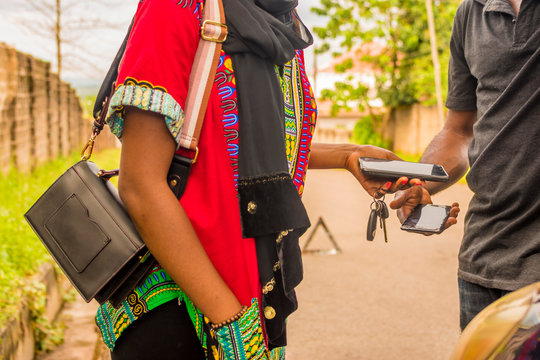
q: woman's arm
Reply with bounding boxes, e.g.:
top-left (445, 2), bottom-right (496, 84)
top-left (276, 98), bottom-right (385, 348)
top-left (308, 142), bottom-right (459, 228)
top-left (118, 107), bottom-right (242, 324)
top-left (309, 142), bottom-right (415, 195)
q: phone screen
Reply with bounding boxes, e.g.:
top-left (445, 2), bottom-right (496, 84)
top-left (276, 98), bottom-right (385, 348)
top-left (401, 204), bottom-right (451, 233)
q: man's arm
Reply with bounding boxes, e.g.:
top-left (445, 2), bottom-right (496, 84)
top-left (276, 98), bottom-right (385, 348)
top-left (420, 109), bottom-right (477, 195)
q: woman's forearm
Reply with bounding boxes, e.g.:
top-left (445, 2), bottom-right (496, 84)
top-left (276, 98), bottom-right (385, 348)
top-left (119, 108), bottom-right (242, 324)
top-left (308, 143), bottom-right (360, 170)
top-left (308, 142), bottom-right (406, 196)
top-left (309, 142), bottom-right (401, 170)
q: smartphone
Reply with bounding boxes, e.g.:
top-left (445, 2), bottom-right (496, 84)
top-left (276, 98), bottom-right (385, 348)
top-left (400, 204), bottom-right (451, 234)
top-left (358, 157), bottom-right (449, 182)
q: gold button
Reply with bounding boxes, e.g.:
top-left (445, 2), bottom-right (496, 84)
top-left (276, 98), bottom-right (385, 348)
top-left (264, 306), bottom-right (276, 320)
top-left (247, 201), bottom-right (258, 214)
top-left (170, 179), bottom-right (178, 187)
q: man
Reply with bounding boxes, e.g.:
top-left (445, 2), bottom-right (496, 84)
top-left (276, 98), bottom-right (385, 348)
top-left (414, 0), bottom-right (540, 330)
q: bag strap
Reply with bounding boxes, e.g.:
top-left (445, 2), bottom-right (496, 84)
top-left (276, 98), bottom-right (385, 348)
top-left (92, 19), bottom-right (134, 123)
top-left (180, 0), bottom-right (227, 151)
top-left (82, 0), bottom-right (227, 161)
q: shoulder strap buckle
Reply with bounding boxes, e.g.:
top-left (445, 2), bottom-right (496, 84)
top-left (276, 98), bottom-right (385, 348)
top-left (201, 20), bottom-right (228, 43)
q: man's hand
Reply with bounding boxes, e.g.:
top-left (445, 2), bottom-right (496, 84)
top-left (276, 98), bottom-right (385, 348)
top-left (390, 187), bottom-right (460, 233)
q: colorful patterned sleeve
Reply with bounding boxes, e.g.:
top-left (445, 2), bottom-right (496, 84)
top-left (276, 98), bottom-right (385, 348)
top-left (105, 0), bottom-right (203, 147)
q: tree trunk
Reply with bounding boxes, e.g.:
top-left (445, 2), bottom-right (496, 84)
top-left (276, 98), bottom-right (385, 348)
top-left (56, 0), bottom-right (62, 79)
top-left (425, 0), bottom-right (444, 128)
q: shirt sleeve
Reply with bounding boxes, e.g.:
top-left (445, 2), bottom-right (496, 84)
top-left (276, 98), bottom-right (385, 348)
top-left (106, 0), bottom-right (202, 146)
top-left (445, 3), bottom-right (478, 111)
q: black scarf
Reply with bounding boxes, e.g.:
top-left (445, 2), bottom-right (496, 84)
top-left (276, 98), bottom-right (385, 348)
top-left (222, 0), bottom-right (313, 349)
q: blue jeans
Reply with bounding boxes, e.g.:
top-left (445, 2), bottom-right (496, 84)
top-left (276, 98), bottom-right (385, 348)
top-left (458, 278), bottom-right (512, 331)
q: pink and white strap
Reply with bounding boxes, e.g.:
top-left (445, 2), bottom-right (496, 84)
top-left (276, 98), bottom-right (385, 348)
top-left (179, 0), bottom-right (227, 151)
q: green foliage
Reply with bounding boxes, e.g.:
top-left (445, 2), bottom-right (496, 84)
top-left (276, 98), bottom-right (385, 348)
top-left (394, 151), bottom-right (422, 162)
top-left (321, 78), bottom-right (371, 116)
top-left (312, 0), bottom-right (459, 110)
top-left (0, 148), bottom-right (121, 345)
top-left (351, 115), bottom-right (390, 148)
top-left (23, 282), bottom-right (65, 353)
top-left (81, 95), bottom-right (97, 119)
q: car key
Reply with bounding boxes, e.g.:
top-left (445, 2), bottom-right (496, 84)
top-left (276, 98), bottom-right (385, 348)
top-left (367, 201), bottom-right (379, 241)
top-left (378, 200), bottom-right (389, 243)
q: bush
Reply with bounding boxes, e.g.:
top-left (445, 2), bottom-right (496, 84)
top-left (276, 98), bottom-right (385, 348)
top-left (0, 148), bottom-right (121, 331)
top-left (351, 114), bottom-right (390, 148)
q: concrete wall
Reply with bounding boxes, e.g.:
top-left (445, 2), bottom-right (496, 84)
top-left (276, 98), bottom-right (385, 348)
top-left (386, 104), bottom-right (443, 155)
top-left (315, 104), bottom-right (443, 156)
top-left (0, 264), bottom-right (68, 360)
top-left (312, 115), bottom-right (355, 144)
top-left (0, 45), bottom-right (18, 172)
top-left (0, 43), bottom-right (118, 174)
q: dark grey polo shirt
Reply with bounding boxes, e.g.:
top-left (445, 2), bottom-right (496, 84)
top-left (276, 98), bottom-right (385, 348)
top-left (446, 0), bottom-right (540, 290)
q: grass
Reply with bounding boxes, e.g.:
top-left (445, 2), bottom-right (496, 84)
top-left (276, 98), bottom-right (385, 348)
top-left (81, 95), bottom-right (97, 119)
top-left (0, 147), bottom-right (121, 330)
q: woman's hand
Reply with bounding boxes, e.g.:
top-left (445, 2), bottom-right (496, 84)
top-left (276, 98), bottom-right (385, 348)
top-left (343, 144), bottom-right (421, 197)
top-left (212, 299), bottom-right (269, 360)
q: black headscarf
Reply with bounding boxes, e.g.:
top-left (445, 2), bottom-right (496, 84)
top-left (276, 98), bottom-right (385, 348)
top-left (222, 0), bottom-right (314, 349)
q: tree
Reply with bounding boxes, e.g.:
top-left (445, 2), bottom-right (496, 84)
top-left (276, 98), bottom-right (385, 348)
top-left (312, 0), bottom-right (459, 141)
top-left (425, 0), bottom-right (445, 127)
top-left (17, 0), bottom-right (130, 79)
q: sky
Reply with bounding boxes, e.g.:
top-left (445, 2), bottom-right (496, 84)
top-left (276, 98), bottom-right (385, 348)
top-left (0, 0), bottom-right (330, 88)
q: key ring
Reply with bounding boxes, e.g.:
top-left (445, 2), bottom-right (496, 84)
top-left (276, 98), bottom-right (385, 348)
top-left (373, 189), bottom-right (386, 200)
top-left (370, 198), bottom-right (382, 211)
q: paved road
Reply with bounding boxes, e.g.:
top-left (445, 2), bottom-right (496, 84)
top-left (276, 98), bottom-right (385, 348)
top-left (286, 169), bottom-right (473, 360)
top-left (40, 169), bottom-right (474, 360)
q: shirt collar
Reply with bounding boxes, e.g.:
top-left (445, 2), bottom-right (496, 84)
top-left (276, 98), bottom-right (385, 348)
top-left (477, 0), bottom-right (515, 15)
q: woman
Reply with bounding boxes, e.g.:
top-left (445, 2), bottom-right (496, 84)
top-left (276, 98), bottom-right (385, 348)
top-left (95, 0), bottom-right (458, 359)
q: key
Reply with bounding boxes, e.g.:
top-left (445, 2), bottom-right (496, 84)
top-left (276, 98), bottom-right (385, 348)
top-left (366, 206), bottom-right (378, 241)
top-left (378, 200), bottom-right (389, 243)
top-left (378, 199), bottom-right (389, 219)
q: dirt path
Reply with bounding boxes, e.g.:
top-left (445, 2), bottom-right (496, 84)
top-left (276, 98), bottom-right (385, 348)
top-left (35, 299), bottom-right (101, 360)
top-left (286, 169), bottom-right (473, 360)
top-left (41, 169), bottom-right (473, 360)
